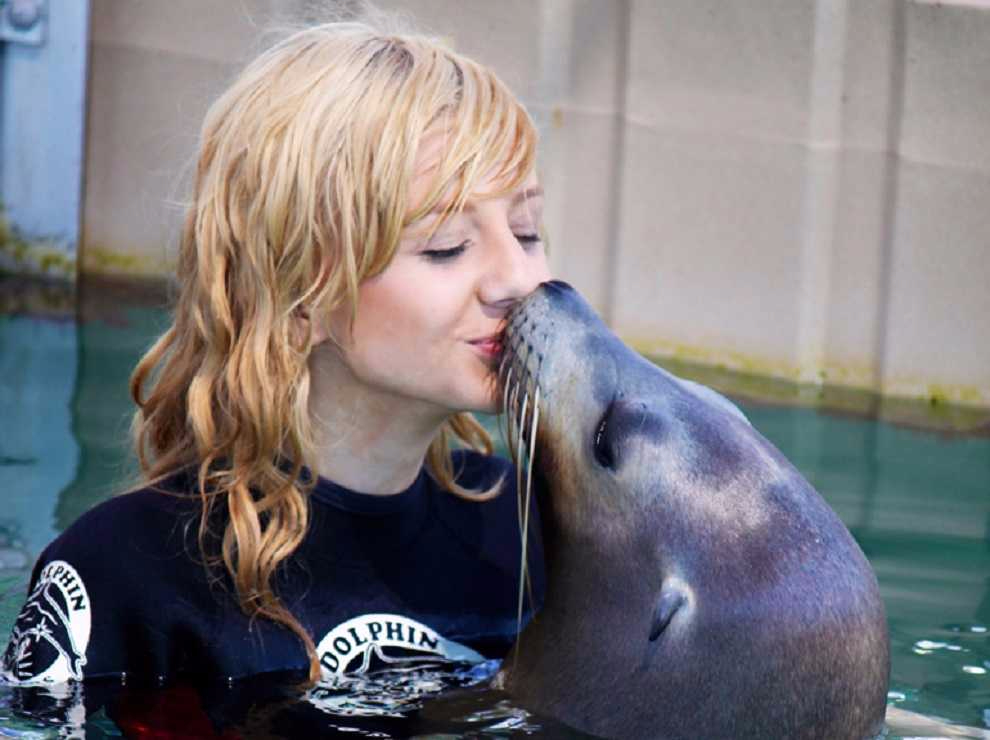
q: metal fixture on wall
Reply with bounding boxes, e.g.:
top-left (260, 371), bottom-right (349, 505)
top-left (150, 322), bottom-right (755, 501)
top-left (0, 0), bottom-right (46, 45)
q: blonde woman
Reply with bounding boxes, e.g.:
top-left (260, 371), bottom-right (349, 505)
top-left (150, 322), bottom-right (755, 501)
top-left (2, 21), bottom-right (549, 688)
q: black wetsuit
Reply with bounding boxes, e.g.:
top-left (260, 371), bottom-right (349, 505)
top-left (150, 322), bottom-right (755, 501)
top-left (1, 450), bottom-right (544, 686)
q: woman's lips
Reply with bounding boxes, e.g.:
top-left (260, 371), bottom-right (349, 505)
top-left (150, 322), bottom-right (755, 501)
top-left (468, 336), bottom-right (502, 359)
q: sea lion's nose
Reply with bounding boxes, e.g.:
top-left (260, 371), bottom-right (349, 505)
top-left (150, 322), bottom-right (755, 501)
top-left (541, 280), bottom-right (577, 307)
top-left (536, 279), bottom-right (610, 331)
top-left (543, 279), bottom-right (574, 293)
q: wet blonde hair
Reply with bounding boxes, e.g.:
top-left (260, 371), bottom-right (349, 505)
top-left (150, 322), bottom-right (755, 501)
top-left (130, 20), bottom-right (537, 682)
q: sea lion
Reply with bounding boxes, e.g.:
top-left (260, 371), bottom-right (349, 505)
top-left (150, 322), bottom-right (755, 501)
top-left (495, 280), bottom-right (890, 740)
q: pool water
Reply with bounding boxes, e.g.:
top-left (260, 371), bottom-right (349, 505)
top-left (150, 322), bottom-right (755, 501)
top-left (0, 280), bottom-right (988, 737)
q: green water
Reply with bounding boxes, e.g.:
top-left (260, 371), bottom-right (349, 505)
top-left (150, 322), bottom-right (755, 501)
top-left (0, 286), bottom-right (988, 736)
top-left (745, 403), bottom-right (990, 729)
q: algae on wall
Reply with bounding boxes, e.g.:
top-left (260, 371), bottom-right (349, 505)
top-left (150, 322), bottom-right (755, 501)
top-left (0, 204), bottom-right (77, 279)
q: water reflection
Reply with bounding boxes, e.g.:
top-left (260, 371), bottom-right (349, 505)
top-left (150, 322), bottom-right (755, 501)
top-left (0, 680), bottom-right (86, 738)
top-left (0, 314), bottom-right (79, 561)
top-left (0, 307), bottom-right (80, 650)
top-left (0, 664), bottom-right (585, 738)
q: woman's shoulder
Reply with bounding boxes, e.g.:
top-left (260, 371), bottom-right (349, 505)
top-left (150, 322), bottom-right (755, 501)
top-left (5, 472), bottom-right (218, 684)
top-left (32, 472), bottom-right (201, 580)
top-left (64, 470), bottom-right (196, 526)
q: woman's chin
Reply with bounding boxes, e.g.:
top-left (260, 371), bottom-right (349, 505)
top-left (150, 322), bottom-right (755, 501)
top-left (453, 388), bottom-right (500, 417)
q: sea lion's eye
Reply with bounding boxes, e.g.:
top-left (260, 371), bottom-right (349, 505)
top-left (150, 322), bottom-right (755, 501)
top-left (594, 413), bottom-right (616, 469)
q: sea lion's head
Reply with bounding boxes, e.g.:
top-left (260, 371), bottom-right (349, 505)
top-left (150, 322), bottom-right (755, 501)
top-left (497, 280), bottom-right (783, 564)
top-left (496, 280), bottom-right (889, 740)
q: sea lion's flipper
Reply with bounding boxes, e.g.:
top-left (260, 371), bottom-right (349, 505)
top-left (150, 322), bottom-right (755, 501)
top-left (649, 586), bottom-right (686, 641)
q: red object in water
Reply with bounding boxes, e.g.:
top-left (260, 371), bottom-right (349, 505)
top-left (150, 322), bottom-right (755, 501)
top-left (112, 683), bottom-right (242, 740)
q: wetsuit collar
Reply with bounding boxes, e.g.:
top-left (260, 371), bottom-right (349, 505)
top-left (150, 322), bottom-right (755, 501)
top-left (309, 466), bottom-right (429, 516)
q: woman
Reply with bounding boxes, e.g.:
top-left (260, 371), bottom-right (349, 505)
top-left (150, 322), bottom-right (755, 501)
top-left (2, 20), bottom-right (549, 688)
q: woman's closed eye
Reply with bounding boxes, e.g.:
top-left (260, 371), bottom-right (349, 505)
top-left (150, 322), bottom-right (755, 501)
top-left (422, 242), bottom-right (469, 262)
top-left (421, 233), bottom-right (542, 263)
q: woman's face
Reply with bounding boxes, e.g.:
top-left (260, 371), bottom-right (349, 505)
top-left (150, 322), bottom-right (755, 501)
top-left (323, 139), bottom-right (551, 417)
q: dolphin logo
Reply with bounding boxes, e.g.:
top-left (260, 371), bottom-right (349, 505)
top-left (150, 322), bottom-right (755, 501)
top-left (2, 561), bottom-right (91, 684)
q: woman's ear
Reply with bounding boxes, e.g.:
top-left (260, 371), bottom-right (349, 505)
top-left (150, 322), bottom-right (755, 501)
top-left (293, 304), bottom-right (333, 347)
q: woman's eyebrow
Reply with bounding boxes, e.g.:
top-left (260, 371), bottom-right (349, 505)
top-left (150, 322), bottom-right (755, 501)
top-left (427, 186), bottom-right (545, 216)
top-left (512, 186), bottom-right (544, 207)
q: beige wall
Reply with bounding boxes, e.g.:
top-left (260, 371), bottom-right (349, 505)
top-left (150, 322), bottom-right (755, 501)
top-left (83, 0), bottom-right (990, 408)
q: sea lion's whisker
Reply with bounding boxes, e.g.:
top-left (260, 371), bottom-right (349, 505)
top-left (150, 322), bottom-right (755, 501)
top-left (518, 381), bottom-right (530, 432)
top-left (512, 376), bottom-right (528, 446)
top-left (498, 348), bottom-right (515, 407)
top-left (508, 368), bottom-right (521, 457)
top-left (513, 387), bottom-right (528, 654)
top-left (497, 342), bottom-right (512, 383)
top-left (515, 383), bottom-right (540, 663)
top-left (515, 389), bottom-right (529, 492)
top-left (522, 384), bottom-right (539, 616)
top-left (508, 376), bottom-right (521, 461)
top-left (497, 317), bottom-right (545, 664)
top-left (502, 366), bottom-right (515, 457)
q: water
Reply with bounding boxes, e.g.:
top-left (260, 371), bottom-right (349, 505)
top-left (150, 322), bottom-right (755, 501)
top-left (0, 277), bottom-right (988, 738)
top-left (745, 402), bottom-right (990, 734)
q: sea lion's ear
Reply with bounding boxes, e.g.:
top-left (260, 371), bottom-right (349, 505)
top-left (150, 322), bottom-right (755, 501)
top-left (649, 585), bottom-right (686, 642)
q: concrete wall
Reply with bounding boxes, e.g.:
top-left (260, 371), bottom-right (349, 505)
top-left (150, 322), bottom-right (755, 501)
top-left (81, 0), bottom-right (990, 408)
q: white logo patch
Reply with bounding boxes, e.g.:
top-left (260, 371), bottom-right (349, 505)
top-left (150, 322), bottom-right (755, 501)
top-left (308, 614), bottom-right (491, 718)
top-left (315, 613), bottom-right (483, 678)
top-left (2, 560), bottom-right (91, 683)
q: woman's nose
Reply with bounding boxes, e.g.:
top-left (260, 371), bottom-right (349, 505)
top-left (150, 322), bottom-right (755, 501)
top-left (477, 227), bottom-right (551, 308)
